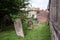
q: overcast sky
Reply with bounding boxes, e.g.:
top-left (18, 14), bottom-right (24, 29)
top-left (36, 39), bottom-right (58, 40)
top-left (29, 0), bottom-right (49, 10)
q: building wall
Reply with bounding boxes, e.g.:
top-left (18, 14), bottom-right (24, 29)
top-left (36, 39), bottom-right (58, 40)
top-left (27, 11), bottom-right (37, 18)
top-left (37, 10), bottom-right (49, 23)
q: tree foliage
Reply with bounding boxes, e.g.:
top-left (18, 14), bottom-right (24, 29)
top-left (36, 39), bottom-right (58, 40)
top-left (0, 0), bottom-right (29, 19)
top-left (0, 0), bottom-right (29, 31)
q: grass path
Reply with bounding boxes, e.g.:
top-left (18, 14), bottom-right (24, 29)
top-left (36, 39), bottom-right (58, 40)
top-left (0, 23), bottom-right (51, 40)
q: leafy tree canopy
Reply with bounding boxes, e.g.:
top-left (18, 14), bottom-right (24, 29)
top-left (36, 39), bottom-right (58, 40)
top-left (0, 0), bottom-right (29, 20)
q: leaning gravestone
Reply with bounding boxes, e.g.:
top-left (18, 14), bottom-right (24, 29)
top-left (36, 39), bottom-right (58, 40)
top-left (14, 18), bottom-right (24, 38)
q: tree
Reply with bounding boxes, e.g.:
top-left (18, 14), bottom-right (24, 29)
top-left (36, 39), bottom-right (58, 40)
top-left (0, 0), bottom-right (29, 20)
top-left (0, 0), bottom-right (29, 31)
top-left (0, 0), bottom-right (28, 27)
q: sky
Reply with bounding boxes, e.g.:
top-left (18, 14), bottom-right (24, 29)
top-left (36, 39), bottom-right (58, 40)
top-left (29, 0), bottom-right (49, 10)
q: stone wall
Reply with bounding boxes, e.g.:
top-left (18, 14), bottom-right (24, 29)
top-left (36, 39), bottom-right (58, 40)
top-left (49, 0), bottom-right (60, 40)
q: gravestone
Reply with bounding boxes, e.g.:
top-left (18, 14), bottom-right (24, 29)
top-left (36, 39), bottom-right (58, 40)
top-left (14, 18), bottom-right (24, 38)
top-left (28, 19), bottom-right (33, 29)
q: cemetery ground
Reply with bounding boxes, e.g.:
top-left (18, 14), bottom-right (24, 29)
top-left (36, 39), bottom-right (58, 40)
top-left (0, 23), bottom-right (51, 40)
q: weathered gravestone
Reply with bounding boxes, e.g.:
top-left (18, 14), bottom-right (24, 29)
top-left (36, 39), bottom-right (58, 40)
top-left (14, 18), bottom-right (24, 38)
top-left (28, 19), bottom-right (33, 29)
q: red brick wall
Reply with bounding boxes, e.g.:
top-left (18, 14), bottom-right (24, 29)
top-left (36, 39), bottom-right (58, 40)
top-left (37, 10), bottom-right (49, 23)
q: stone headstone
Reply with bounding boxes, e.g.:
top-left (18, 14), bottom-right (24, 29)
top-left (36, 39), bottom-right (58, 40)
top-left (14, 18), bottom-right (24, 38)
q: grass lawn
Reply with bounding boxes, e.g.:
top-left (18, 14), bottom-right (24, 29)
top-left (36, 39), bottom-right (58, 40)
top-left (0, 23), bottom-right (51, 40)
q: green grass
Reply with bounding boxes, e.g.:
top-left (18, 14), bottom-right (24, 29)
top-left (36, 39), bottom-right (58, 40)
top-left (0, 23), bottom-right (51, 40)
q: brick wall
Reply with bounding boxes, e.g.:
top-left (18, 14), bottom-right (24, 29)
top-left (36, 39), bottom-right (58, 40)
top-left (37, 10), bottom-right (49, 23)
